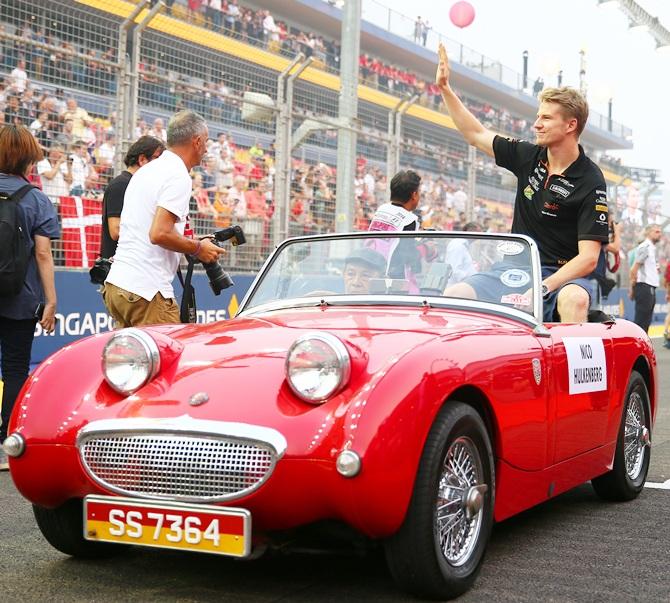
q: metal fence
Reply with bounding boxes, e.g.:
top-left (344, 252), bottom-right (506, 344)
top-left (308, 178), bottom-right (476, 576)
top-left (0, 0), bottom-right (655, 276)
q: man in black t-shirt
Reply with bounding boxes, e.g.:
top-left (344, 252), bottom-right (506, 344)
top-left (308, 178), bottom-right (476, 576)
top-left (100, 136), bottom-right (165, 259)
top-left (436, 43), bottom-right (608, 322)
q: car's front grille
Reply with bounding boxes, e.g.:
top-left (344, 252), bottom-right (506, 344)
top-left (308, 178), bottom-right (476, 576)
top-left (79, 434), bottom-right (277, 502)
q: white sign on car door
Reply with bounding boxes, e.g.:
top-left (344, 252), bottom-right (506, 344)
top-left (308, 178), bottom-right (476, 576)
top-left (562, 337), bottom-right (607, 395)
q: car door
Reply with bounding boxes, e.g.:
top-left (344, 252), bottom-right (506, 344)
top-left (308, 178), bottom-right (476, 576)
top-left (543, 322), bottom-right (614, 464)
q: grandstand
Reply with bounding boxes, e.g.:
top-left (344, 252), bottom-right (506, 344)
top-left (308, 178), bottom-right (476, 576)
top-left (0, 0), bottom-right (666, 282)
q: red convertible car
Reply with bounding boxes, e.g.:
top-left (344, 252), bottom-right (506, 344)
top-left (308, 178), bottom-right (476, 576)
top-left (4, 232), bottom-right (656, 599)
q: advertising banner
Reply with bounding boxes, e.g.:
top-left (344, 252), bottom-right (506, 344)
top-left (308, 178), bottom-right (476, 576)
top-left (20, 271), bottom-right (670, 366)
top-left (31, 271), bottom-right (256, 364)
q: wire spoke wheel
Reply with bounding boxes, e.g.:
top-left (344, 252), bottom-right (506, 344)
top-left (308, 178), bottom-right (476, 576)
top-left (623, 391), bottom-right (648, 481)
top-left (385, 402), bottom-right (494, 599)
top-left (436, 436), bottom-right (484, 567)
top-left (592, 370), bottom-right (651, 502)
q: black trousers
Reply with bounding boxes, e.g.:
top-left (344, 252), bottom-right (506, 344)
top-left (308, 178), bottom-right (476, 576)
top-left (0, 317), bottom-right (37, 441)
top-left (633, 283), bottom-right (656, 334)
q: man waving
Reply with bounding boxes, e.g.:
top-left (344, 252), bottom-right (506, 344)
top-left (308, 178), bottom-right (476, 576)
top-left (437, 43), bottom-right (608, 322)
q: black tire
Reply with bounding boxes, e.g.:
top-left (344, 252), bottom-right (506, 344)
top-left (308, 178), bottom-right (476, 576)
top-left (592, 370), bottom-right (651, 501)
top-left (385, 402), bottom-right (495, 600)
top-left (33, 499), bottom-right (127, 558)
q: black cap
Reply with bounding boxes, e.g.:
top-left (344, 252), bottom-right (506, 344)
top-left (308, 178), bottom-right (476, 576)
top-left (344, 248), bottom-right (386, 274)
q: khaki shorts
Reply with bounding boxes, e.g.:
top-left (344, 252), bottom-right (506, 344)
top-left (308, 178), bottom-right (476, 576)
top-left (102, 282), bottom-right (180, 328)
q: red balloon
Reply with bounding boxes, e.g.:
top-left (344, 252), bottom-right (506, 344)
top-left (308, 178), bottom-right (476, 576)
top-left (449, 1), bottom-right (475, 28)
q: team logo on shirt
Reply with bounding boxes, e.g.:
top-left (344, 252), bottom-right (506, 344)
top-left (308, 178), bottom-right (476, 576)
top-left (529, 176), bottom-right (540, 190)
top-left (542, 200), bottom-right (559, 218)
top-left (549, 184), bottom-right (570, 198)
top-left (556, 178), bottom-right (575, 188)
top-left (524, 185), bottom-right (534, 200)
top-left (595, 204), bottom-right (608, 212)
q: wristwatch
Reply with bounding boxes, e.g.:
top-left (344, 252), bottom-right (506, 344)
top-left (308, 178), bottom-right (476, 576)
top-left (541, 283), bottom-right (550, 298)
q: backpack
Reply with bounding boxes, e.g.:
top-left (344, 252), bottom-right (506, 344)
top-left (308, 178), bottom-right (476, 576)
top-left (0, 184), bottom-right (35, 297)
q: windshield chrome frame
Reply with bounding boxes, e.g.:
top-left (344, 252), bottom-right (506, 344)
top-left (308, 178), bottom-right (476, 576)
top-left (236, 232), bottom-right (544, 325)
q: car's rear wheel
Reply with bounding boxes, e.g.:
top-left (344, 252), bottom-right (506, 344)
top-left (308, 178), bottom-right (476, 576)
top-left (592, 370), bottom-right (651, 501)
top-left (385, 402), bottom-right (494, 600)
top-left (33, 499), bottom-right (126, 558)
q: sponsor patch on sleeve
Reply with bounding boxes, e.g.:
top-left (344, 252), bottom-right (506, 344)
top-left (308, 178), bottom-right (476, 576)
top-left (595, 204), bottom-right (608, 212)
top-left (562, 337), bottom-right (607, 394)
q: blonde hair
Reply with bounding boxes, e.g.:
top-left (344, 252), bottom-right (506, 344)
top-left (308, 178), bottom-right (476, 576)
top-left (539, 87), bottom-right (589, 137)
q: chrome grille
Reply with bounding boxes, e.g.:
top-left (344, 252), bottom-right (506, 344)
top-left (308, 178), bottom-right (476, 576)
top-left (79, 433), bottom-right (277, 502)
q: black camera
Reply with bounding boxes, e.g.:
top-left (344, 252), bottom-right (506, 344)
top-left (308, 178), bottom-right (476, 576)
top-left (201, 225), bottom-right (246, 295)
top-left (89, 257), bottom-right (113, 285)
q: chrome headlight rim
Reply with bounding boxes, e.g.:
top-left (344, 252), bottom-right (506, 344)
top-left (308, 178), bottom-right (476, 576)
top-left (285, 331), bottom-right (351, 403)
top-left (101, 328), bottom-right (160, 394)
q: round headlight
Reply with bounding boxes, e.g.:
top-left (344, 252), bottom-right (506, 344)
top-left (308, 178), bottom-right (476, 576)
top-left (285, 332), bottom-right (351, 403)
top-left (102, 328), bottom-right (160, 394)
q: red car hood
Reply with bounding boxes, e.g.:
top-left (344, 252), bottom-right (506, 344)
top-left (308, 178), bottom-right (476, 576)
top-left (123, 304), bottom-right (500, 418)
top-left (159, 305), bottom-right (488, 383)
top-left (15, 305), bottom-right (502, 451)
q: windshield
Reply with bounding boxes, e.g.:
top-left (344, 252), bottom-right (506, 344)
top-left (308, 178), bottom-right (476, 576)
top-left (242, 233), bottom-right (541, 319)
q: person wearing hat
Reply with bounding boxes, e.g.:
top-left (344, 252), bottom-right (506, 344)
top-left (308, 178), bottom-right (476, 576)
top-left (343, 248), bottom-right (386, 294)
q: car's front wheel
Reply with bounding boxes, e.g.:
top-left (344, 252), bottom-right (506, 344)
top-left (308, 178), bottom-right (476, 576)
top-left (592, 370), bottom-right (651, 501)
top-left (33, 499), bottom-right (126, 558)
top-left (385, 402), bottom-right (494, 600)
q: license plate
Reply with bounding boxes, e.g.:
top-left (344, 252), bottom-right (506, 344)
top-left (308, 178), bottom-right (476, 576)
top-left (84, 495), bottom-right (251, 557)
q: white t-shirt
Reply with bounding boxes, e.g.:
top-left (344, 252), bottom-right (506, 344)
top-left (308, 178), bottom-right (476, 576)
top-left (634, 239), bottom-right (660, 287)
top-left (11, 67), bottom-right (27, 93)
top-left (263, 14), bottom-right (278, 39)
top-left (368, 202), bottom-right (419, 232)
top-left (37, 158), bottom-right (70, 200)
top-left (149, 127), bottom-right (167, 142)
top-left (70, 154), bottom-right (89, 189)
top-left (106, 150), bottom-right (191, 300)
top-left (97, 142), bottom-right (116, 166)
top-left (216, 155), bottom-right (234, 188)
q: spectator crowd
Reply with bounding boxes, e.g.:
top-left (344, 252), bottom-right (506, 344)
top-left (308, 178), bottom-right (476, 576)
top-left (0, 0), bottom-right (666, 279)
top-left (139, 0), bottom-right (539, 140)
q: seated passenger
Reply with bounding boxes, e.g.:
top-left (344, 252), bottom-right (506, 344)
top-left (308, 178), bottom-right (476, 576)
top-left (445, 222), bottom-right (482, 287)
top-left (343, 248), bottom-right (386, 294)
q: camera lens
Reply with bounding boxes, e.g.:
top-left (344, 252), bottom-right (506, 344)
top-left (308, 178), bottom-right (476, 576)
top-left (203, 259), bottom-right (233, 295)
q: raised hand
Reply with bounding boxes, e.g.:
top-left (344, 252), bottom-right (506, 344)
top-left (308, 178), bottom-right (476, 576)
top-left (436, 42), bottom-right (450, 90)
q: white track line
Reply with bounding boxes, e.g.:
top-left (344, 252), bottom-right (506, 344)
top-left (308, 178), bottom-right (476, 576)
top-left (644, 479), bottom-right (670, 490)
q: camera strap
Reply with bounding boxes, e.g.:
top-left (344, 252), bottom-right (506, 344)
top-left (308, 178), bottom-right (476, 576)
top-left (178, 257), bottom-right (197, 324)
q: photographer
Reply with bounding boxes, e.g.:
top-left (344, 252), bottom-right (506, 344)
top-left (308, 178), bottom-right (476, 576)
top-left (103, 111), bottom-right (225, 327)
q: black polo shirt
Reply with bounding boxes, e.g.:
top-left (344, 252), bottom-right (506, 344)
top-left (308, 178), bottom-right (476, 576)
top-left (100, 170), bottom-right (132, 259)
top-left (493, 135), bottom-right (608, 267)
